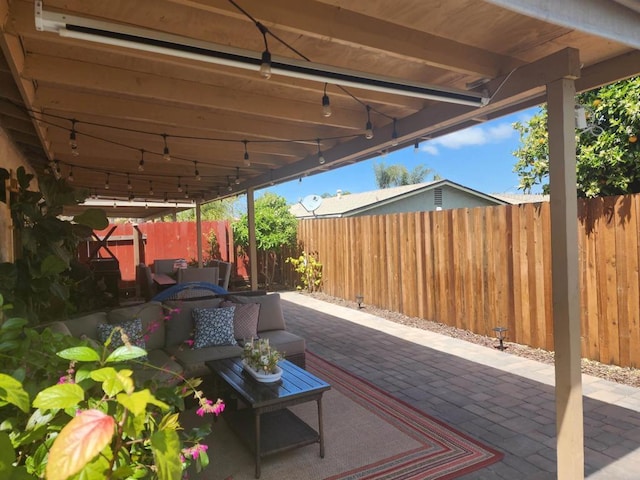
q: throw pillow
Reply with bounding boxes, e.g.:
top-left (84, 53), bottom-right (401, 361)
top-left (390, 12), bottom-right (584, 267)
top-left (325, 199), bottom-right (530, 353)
top-left (221, 301), bottom-right (260, 340)
top-left (192, 307), bottom-right (237, 349)
top-left (227, 293), bottom-right (285, 331)
top-left (97, 318), bottom-right (146, 351)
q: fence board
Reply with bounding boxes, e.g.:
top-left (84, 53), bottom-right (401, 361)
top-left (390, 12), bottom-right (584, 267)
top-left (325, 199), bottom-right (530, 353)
top-left (296, 192), bottom-right (640, 367)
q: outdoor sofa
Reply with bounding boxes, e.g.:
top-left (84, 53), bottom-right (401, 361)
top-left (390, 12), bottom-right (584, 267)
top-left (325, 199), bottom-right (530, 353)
top-left (49, 292), bottom-right (306, 385)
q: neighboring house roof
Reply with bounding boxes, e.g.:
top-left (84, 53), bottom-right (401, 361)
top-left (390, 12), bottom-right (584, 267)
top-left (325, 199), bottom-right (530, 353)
top-left (290, 179), bottom-right (509, 218)
top-left (491, 193), bottom-right (550, 204)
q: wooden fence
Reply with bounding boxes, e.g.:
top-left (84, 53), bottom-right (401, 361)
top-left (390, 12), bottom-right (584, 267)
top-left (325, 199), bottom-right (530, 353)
top-left (296, 193), bottom-right (640, 368)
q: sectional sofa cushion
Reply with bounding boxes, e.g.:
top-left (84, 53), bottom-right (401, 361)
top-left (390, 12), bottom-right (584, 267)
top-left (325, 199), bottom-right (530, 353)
top-left (192, 307), bottom-right (237, 348)
top-left (107, 302), bottom-right (166, 351)
top-left (163, 298), bottom-right (223, 347)
top-left (227, 293), bottom-right (285, 332)
top-left (258, 330), bottom-right (305, 359)
top-left (165, 344), bottom-right (243, 378)
top-left (63, 311), bottom-right (108, 339)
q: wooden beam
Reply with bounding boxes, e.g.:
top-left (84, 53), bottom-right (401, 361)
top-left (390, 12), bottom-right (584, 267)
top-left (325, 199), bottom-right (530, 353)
top-left (548, 77), bottom-right (584, 479)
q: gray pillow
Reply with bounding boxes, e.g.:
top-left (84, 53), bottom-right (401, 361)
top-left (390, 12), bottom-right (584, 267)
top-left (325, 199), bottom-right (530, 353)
top-left (227, 293), bottom-right (285, 332)
top-left (192, 307), bottom-right (237, 349)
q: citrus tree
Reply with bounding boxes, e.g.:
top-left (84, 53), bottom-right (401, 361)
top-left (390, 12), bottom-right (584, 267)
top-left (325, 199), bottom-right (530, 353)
top-left (232, 192), bottom-right (297, 288)
top-left (513, 77), bottom-right (640, 197)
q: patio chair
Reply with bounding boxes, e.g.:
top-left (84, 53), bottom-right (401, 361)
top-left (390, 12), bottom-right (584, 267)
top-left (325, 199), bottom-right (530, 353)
top-left (153, 258), bottom-right (181, 275)
top-left (135, 263), bottom-right (156, 301)
top-left (176, 266), bottom-right (219, 284)
top-left (151, 281), bottom-right (228, 302)
top-left (216, 261), bottom-right (232, 290)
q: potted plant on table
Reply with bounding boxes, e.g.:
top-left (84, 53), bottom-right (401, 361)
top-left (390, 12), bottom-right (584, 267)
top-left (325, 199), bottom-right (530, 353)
top-left (241, 338), bottom-right (284, 382)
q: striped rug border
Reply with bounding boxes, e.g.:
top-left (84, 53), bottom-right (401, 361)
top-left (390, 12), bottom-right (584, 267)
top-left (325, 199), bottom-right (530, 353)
top-left (306, 352), bottom-right (504, 480)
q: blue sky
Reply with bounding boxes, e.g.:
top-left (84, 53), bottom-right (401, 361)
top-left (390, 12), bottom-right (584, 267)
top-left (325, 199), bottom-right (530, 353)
top-left (258, 107), bottom-right (543, 205)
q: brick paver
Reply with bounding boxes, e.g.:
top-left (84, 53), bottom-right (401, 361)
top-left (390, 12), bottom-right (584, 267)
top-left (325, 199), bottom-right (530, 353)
top-left (279, 291), bottom-right (640, 479)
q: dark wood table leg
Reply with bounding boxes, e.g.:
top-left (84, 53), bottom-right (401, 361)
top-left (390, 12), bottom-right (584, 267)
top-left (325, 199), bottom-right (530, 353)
top-left (318, 396), bottom-right (325, 458)
top-left (255, 411), bottom-right (261, 478)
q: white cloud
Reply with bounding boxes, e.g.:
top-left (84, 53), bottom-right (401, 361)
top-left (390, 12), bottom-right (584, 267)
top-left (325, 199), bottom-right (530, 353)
top-left (421, 144), bottom-right (439, 155)
top-left (422, 122), bottom-right (516, 152)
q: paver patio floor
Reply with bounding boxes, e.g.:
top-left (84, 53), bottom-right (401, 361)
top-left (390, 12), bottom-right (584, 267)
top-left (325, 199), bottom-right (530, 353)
top-left (279, 291), bottom-right (640, 479)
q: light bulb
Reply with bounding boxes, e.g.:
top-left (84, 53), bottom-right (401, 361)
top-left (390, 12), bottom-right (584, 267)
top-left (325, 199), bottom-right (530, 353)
top-left (322, 94), bottom-right (332, 117)
top-left (163, 146), bottom-right (171, 161)
top-left (244, 151), bottom-right (250, 166)
top-left (67, 170), bottom-right (74, 182)
top-left (69, 126), bottom-right (79, 156)
top-left (414, 141), bottom-right (420, 153)
top-left (319, 153), bottom-right (326, 165)
top-left (365, 121), bottom-right (374, 140)
top-left (260, 50), bottom-right (272, 79)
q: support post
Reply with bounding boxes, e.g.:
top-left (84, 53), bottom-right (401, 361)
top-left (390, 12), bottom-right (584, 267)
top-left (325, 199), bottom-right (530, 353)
top-left (195, 198), bottom-right (203, 267)
top-left (547, 77), bottom-right (584, 479)
top-left (247, 187), bottom-right (258, 290)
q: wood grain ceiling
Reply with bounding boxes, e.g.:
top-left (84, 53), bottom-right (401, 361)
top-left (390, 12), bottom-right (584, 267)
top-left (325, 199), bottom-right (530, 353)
top-left (0, 0), bottom-right (638, 219)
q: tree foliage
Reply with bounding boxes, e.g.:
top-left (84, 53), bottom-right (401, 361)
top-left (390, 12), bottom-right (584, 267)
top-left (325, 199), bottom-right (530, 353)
top-left (373, 161), bottom-right (439, 188)
top-left (513, 77), bottom-right (640, 197)
top-left (232, 193), bottom-right (298, 288)
top-left (175, 198), bottom-right (237, 221)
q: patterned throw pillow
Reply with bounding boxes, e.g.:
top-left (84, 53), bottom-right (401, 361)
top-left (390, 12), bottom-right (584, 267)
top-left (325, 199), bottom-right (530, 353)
top-left (221, 301), bottom-right (261, 340)
top-left (97, 318), bottom-right (146, 350)
top-left (192, 307), bottom-right (237, 349)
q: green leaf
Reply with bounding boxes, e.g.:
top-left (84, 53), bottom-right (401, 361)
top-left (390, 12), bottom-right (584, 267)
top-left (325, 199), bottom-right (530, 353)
top-left (0, 317), bottom-right (28, 331)
top-left (46, 410), bottom-right (115, 480)
top-left (105, 346), bottom-right (147, 363)
top-left (73, 209), bottom-right (109, 230)
top-left (33, 383), bottom-right (84, 411)
top-left (0, 373), bottom-right (30, 413)
top-left (40, 254), bottom-right (68, 276)
top-left (150, 429), bottom-right (182, 480)
top-left (0, 341), bottom-right (20, 353)
top-left (90, 368), bottom-right (133, 397)
top-left (116, 389), bottom-right (169, 417)
top-left (57, 347), bottom-right (101, 362)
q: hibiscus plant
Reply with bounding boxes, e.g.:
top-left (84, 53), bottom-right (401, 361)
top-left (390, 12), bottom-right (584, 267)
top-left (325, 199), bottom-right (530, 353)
top-left (0, 295), bottom-right (222, 479)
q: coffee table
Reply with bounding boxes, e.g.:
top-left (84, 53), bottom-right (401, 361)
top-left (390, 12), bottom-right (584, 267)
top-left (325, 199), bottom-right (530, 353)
top-left (207, 357), bottom-right (331, 478)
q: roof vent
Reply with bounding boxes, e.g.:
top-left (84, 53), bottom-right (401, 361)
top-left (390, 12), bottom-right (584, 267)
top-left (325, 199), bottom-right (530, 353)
top-left (434, 187), bottom-right (443, 206)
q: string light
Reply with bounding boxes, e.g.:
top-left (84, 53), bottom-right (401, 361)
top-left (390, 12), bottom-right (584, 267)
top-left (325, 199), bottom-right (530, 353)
top-left (257, 23), bottom-right (272, 79)
top-left (148, 180), bottom-right (154, 196)
top-left (391, 118), bottom-right (398, 146)
top-left (163, 192), bottom-right (168, 203)
top-left (128, 192), bottom-right (135, 201)
top-left (321, 83), bottom-right (332, 118)
top-left (317, 139), bottom-right (325, 165)
top-left (235, 167), bottom-right (241, 184)
top-left (184, 184), bottom-right (189, 199)
top-left (67, 166), bottom-right (74, 182)
top-left (138, 149), bottom-right (145, 172)
top-left (104, 173), bottom-right (110, 190)
top-left (365, 105), bottom-right (374, 140)
top-left (414, 141), bottom-right (420, 153)
top-left (227, 176), bottom-right (233, 192)
top-left (162, 134), bottom-right (171, 161)
top-left (194, 161), bottom-right (201, 181)
top-left (177, 177), bottom-right (183, 193)
top-left (69, 119), bottom-right (79, 156)
top-left (243, 140), bottom-right (250, 166)
top-left (269, 169), bottom-right (274, 186)
top-left (127, 173), bottom-right (132, 190)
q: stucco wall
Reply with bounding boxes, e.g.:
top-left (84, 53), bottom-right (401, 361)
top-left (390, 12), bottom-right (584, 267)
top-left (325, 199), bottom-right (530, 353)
top-left (0, 128), bottom-right (36, 262)
top-left (354, 185), bottom-right (501, 216)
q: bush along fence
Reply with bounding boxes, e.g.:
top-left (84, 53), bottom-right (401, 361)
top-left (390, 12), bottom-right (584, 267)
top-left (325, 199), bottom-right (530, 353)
top-left (296, 193), bottom-right (640, 368)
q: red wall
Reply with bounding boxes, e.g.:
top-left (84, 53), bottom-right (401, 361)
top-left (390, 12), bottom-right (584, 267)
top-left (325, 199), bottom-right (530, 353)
top-left (79, 221), bottom-right (246, 281)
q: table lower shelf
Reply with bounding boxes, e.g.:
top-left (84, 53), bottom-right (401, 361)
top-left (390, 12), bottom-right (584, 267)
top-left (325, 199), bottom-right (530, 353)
top-left (224, 408), bottom-right (319, 457)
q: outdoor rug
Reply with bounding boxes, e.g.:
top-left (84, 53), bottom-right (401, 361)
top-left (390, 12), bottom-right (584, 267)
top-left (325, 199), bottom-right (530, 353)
top-left (195, 352), bottom-right (503, 479)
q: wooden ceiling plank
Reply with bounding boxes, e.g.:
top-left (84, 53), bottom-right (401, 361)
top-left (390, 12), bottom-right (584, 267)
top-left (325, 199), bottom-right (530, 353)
top-left (170, 0), bottom-right (521, 77)
top-left (23, 54), bottom-right (365, 129)
top-left (33, 86), bottom-right (350, 142)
